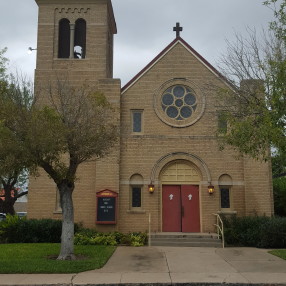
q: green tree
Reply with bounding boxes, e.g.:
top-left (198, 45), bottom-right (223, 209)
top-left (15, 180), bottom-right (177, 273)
top-left (265, 0), bottom-right (286, 41)
top-left (0, 50), bottom-right (31, 215)
top-left (34, 79), bottom-right (118, 260)
top-left (0, 72), bottom-right (118, 259)
top-left (216, 0), bottom-right (286, 160)
top-left (272, 150), bottom-right (286, 177)
top-left (0, 47), bottom-right (8, 79)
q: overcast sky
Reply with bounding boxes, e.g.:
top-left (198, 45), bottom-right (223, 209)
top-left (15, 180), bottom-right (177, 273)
top-left (0, 0), bottom-right (275, 86)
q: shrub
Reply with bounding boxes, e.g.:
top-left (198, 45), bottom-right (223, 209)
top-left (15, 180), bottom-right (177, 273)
top-left (74, 230), bottom-right (147, 247)
top-left (222, 215), bottom-right (286, 248)
top-left (74, 233), bottom-right (92, 245)
top-left (130, 232), bottom-right (148, 247)
top-left (91, 235), bottom-right (117, 246)
top-left (0, 215), bottom-right (80, 243)
top-left (273, 177), bottom-right (286, 216)
top-left (0, 214), bottom-right (22, 243)
top-left (112, 231), bottom-right (127, 244)
top-left (259, 217), bottom-right (286, 248)
top-left (74, 232), bottom-right (117, 246)
top-left (0, 216), bottom-right (148, 246)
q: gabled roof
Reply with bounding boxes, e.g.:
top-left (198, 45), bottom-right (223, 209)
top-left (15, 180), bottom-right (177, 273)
top-left (121, 36), bottom-right (228, 94)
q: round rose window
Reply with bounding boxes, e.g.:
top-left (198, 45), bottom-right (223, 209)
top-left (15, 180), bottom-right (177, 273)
top-left (154, 79), bottom-right (205, 128)
top-left (161, 85), bottom-right (197, 120)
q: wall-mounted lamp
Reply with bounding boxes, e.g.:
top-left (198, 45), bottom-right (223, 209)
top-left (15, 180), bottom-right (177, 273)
top-left (28, 47), bottom-right (37, 54)
top-left (148, 183), bottom-right (155, 193)
top-left (208, 184), bottom-right (215, 195)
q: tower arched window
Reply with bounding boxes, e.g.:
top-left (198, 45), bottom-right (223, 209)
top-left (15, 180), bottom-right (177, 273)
top-left (58, 18), bottom-right (70, 58)
top-left (74, 18), bottom-right (86, 59)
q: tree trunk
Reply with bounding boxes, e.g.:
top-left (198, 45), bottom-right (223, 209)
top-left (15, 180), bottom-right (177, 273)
top-left (2, 199), bottom-right (16, 215)
top-left (57, 182), bottom-right (75, 260)
top-left (1, 185), bottom-right (16, 215)
top-left (0, 199), bottom-right (4, 213)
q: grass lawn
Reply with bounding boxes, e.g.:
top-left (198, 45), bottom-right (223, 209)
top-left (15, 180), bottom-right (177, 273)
top-left (269, 249), bottom-right (286, 260)
top-left (0, 243), bottom-right (116, 274)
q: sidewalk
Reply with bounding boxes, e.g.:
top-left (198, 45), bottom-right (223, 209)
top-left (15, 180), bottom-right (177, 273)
top-left (1, 246), bottom-right (286, 285)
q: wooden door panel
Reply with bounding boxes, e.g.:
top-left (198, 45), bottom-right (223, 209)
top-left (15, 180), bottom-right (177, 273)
top-left (181, 185), bottom-right (200, 232)
top-left (162, 185), bottom-right (181, 232)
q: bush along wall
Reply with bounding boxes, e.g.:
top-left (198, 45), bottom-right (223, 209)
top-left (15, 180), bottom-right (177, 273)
top-left (273, 177), bottom-right (286, 216)
top-left (0, 215), bottom-right (147, 246)
top-left (222, 215), bottom-right (286, 248)
top-left (0, 215), bottom-right (80, 243)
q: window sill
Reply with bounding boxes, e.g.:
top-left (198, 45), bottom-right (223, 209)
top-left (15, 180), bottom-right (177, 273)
top-left (127, 209), bottom-right (146, 214)
top-left (53, 210), bottom-right (62, 214)
top-left (217, 210), bottom-right (237, 215)
top-left (54, 58), bottom-right (86, 60)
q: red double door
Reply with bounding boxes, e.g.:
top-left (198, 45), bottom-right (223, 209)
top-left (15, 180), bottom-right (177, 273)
top-left (162, 185), bottom-right (200, 232)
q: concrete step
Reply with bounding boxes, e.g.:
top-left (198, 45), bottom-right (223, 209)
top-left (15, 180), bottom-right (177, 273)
top-left (151, 240), bottom-right (222, 247)
top-left (151, 237), bottom-right (221, 243)
top-left (150, 232), bottom-right (222, 247)
top-left (151, 232), bottom-right (219, 239)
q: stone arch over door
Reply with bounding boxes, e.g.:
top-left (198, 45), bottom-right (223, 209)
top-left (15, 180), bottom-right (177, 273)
top-left (159, 160), bottom-right (202, 233)
top-left (160, 160), bottom-right (202, 185)
top-left (150, 152), bottom-right (211, 184)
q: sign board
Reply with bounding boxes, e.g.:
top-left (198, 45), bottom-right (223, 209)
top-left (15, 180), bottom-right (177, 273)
top-left (96, 189), bottom-right (118, 224)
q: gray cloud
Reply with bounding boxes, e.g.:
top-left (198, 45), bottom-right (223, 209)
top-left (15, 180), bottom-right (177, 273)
top-left (0, 0), bottom-right (275, 85)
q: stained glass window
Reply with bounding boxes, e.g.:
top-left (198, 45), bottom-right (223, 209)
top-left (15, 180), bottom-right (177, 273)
top-left (132, 111), bottom-right (142, 132)
top-left (220, 188), bottom-right (230, 209)
top-left (161, 85), bottom-right (197, 120)
top-left (132, 187), bottom-right (141, 208)
top-left (218, 112), bottom-right (227, 133)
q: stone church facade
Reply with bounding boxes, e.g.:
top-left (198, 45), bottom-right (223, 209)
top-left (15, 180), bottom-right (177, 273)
top-left (28, 0), bottom-right (274, 233)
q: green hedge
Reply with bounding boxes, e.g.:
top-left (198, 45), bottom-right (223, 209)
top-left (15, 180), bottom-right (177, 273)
top-left (0, 215), bottom-right (79, 243)
top-left (222, 215), bottom-right (286, 248)
top-left (0, 215), bottom-right (147, 246)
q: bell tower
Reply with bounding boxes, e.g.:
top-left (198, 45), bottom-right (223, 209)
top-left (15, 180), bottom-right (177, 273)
top-left (35, 0), bottom-right (117, 81)
top-left (29, 0), bottom-right (121, 229)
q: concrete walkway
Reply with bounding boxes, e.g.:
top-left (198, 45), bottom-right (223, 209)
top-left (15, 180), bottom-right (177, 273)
top-left (1, 246), bottom-right (286, 285)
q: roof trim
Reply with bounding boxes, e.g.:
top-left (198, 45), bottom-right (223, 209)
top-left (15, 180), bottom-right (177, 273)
top-left (121, 36), bottom-right (230, 94)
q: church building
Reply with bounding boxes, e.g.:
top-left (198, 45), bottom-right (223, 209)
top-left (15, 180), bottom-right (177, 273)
top-left (28, 0), bottom-right (274, 234)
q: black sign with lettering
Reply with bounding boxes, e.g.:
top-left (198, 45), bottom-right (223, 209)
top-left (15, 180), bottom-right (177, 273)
top-left (97, 197), bottom-right (116, 223)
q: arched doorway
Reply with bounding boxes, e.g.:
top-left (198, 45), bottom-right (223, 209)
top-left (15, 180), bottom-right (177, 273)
top-left (160, 160), bottom-right (201, 232)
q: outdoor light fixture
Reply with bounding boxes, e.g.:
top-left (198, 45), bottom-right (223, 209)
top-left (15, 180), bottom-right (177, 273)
top-left (208, 184), bottom-right (215, 195)
top-left (28, 47), bottom-right (37, 54)
top-left (148, 183), bottom-right (155, 193)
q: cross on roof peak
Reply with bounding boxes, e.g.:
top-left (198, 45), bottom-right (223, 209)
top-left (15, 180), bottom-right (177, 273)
top-left (173, 22), bottom-right (183, 38)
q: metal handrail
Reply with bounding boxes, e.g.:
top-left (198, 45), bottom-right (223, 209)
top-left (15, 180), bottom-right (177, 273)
top-left (148, 213), bottom-right (151, 247)
top-left (213, 213), bottom-right (225, 248)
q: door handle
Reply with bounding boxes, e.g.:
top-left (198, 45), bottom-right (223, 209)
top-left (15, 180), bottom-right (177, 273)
top-left (181, 206), bottom-right (185, 217)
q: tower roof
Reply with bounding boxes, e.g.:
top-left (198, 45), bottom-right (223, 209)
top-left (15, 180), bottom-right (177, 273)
top-left (35, 0), bottom-right (117, 34)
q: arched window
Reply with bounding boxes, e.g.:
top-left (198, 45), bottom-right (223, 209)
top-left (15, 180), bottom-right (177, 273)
top-left (218, 174), bottom-right (233, 210)
top-left (58, 18), bottom-right (70, 58)
top-left (74, 18), bottom-right (86, 59)
top-left (130, 174), bottom-right (143, 208)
